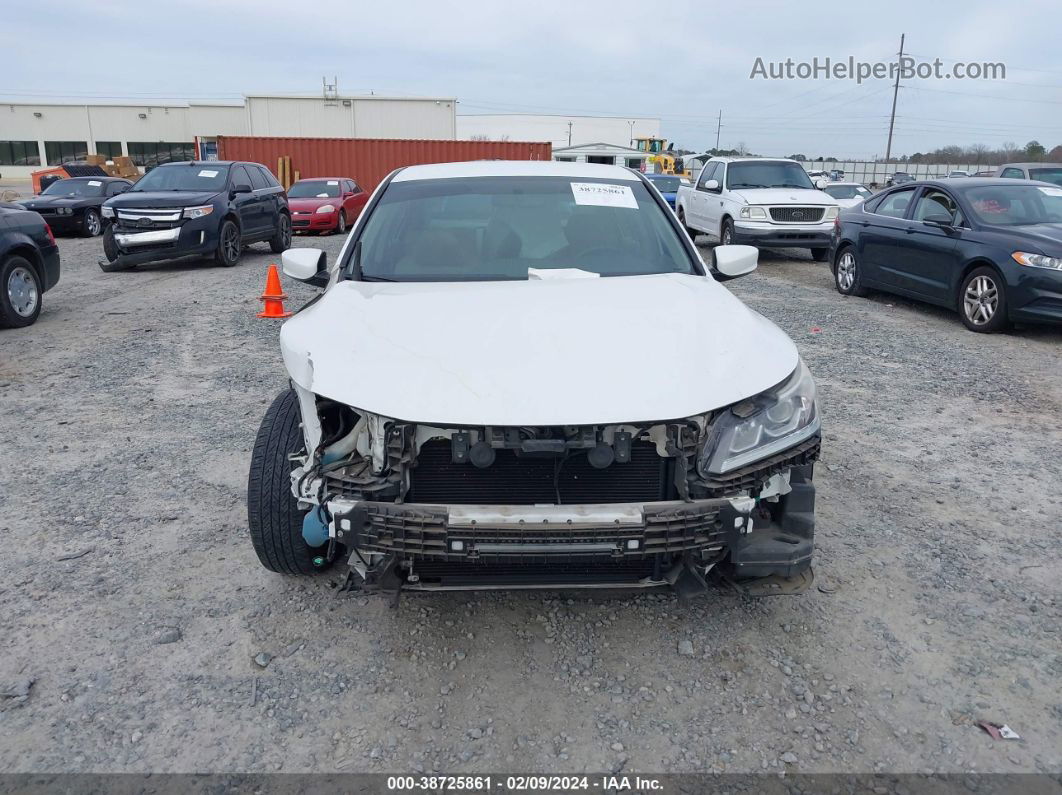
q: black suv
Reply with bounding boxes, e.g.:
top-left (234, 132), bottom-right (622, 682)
top-left (100, 161), bottom-right (291, 271)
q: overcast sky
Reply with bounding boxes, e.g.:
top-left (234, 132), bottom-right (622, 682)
top-left (4, 0), bottom-right (1061, 159)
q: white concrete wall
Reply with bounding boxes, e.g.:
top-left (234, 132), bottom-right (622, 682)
top-left (245, 96), bottom-right (455, 139)
top-left (457, 114), bottom-right (661, 149)
top-left (1, 96), bottom-right (456, 181)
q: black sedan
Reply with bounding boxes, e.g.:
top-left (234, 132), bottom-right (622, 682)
top-left (829, 178), bottom-right (1062, 332)
top-left (18, 177), bottom-right (133, 237)
top-left (0, 204), bottom-right (61, 328)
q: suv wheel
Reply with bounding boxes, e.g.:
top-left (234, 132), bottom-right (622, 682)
top-left (834, 247), bottom-right (868, 297)
top-left (720, 218), bottom-right (734, 245)
top-left (247, 389), bottom-right (335, 576)
top-left (215, 219), bottom-right (241, 267)
top-left (270, 214), bottom-right (292, 253)
top-left (960, 266), bottom-right (1008, 333)
top-left (82, 209), bottom-right (102, 237)
top-left (0, 255), bottom-right (42, 328)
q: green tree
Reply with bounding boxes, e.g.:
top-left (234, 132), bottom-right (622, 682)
top-left (1024, 140), bottom-right (1046, 161)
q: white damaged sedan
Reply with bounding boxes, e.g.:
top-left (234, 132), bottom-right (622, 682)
top-left (246, 161), bottom-right (820, 597)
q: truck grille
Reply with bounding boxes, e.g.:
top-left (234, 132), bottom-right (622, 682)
top-left (406, 439), bottom-right (671, 505)
top-left (769, 207), bottom-right (824, 223)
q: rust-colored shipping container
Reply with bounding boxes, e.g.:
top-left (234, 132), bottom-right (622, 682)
top-left (216, 136), bottom-right (552, 194)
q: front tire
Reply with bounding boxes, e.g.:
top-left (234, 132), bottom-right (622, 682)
top-left (960, 266), bottom-right (1008, 333)
top-left (214, 219), bottom-right (241, 267)
top-left (334, 210), bottom-right (347, 236)
top-left (82, 208), bottom-right (102, 237)
top-left (270, 213), bottom-right (292, 253)
top-left (720, 218), bottom-right (735, 246)
top-left (0, 255), bottom-right (42, 328)
top-left (247, 389), bottom-right (334, 576)
top-left (98, 227), bottom-right (133, 272)
top-left (834, 246), bottom-right (868, 297)
top-left (811, 247), bottom-right (829, 262)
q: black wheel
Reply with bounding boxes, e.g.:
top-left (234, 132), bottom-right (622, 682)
top-left (0, 255), bottom-right (42, 328)
top-left (247, 389), bottom-right (334, 575)
top-left (334, 211), bottom-right (347, 236)
top-left (677, 208), bottom-right (696, 239)
top-left (720, 218), bottom-right (734, 246)
top-left (82, 208), bottom-right (103, 238)
top-left (959, 266), bottom-right (1008, 333)
top-left (833, 246), bottom-right (868, 297)
top-left (811, 247), bottom-right (829, 262)
top-left (270, 213), bottom-right (292, 253)
top-left (215, 219), bottom-right (241, 267)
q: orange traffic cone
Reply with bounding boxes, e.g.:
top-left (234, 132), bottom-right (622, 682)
top-left (258, 264), bottom-right (292, 319)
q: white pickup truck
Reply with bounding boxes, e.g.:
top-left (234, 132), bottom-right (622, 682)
top-left (675, 157), bottom-right (839, 261)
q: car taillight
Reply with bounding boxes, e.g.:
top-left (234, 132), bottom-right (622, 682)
top-left (833, 216), bottom-right (840, 231)
top-left (45, 224), bottom-right (56, 245)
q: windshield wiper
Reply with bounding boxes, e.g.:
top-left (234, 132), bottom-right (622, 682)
top-left (731, 183), bottom-right (768, 188)
top-left (361, 274), bottom-right (397, 282)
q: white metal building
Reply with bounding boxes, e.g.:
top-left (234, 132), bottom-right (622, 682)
top-left (551, 142), bottom-right (651, 169)
top-left (457, 113), bottom-right (659, 150)
top-left (0, 94), bottom-right (457, 180)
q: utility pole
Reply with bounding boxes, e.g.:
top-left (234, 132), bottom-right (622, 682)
top-left (567, 121), bottom-right (573, 147)
top-left (884, 33), bottom-right (905, 164)
top-left (628, 120), bottom-right (635, 146)
top-left (715, 110), bottom-right (722, 150)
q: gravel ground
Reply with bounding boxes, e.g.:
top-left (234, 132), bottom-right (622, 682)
top-left (0, 230), bottom-right (1059, 776)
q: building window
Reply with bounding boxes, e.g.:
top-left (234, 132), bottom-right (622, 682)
top-left (0, 140), bottom-right (41, 166)
top-left (625, 158), bottom-right (643, 169)
top-left (127, 142), bottom-right (196, 168)
top-left (45, 141), bottom-right (88, 165)
top-left (95, 142), bottom-right (123, 160)
top-left (555, 156), bottom-right (576, 162)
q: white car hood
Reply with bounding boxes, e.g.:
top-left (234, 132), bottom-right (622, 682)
top-left (731, 187), bottom-right (836, 205)
top-left (279, 273), bottom-right (798, 427)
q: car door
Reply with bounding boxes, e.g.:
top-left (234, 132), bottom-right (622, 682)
top-left (891, 187), bottom-right (962, 303)
top-left (857, 187), bottom-right (918, 288)
top-left (346, 180), bottom-right (368, 220)
top-left (249, 166), bottom-right (279, 233)
top-left (230, 165), bottom-right (261, 236)
top-left (695, 162), bottom-right (723, 233)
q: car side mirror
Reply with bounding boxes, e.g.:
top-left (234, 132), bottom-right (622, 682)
top-left (815, 178), bottom-right (828, 189)
top-left (232, 183), bottom-right (252, 194)
top-left (705, 179), bottom-right (720, 191)
top-left (922, 213), bottom-right (954, 228)
top-left (712, 244), bottom-right (758, 279)
top-left (282, 248), bottom-right (329, 287)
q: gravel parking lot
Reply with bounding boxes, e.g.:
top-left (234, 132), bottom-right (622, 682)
top-left (0, 230), bottom-right (1059, 776)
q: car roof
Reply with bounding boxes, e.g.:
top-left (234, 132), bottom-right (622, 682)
top-left (882, 177), bottom-right (1051, 189)
top-left (996, 162), bottom-right (1062, 169)
top-left (707, 156), bottom-right (797, 164)
top-left (294, 177), bottom-right (348, 182)
top-left (55, 175), bottom-right (129, 182)
top-left (393, 160), bottom-right (642, 182)
top-left (156, 160), bottom-right (237, 167)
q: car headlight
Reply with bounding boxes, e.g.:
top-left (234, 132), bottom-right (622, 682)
top-left (700, 360), bottom-right (819, 476)
top-left (101, 206), bottom-right (114, 218)
top-left (824, 206), bottom-right (839, 219)
top-left (1012, 251), bottom-right (1062, 271)
top-left (739, 206), bottom-right (767, 219)
top-left (316, 204), bottom-right (336, 214)
top-left (182, 205), bottom-right (214, 220)
top-left (58, 207), bottom-right (72, 215)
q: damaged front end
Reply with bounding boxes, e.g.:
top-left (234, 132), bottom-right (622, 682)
top-left (287, 364), bottom-right (820, 597)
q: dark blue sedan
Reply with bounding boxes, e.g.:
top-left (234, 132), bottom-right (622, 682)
top-left (829, 178), bottom-right (1062, 332)
top-left (643, 173), bottom-right (685, 210)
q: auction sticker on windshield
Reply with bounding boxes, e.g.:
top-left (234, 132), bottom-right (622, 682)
top-left (1038, 187), bottom-right (1062, 197)
top-left (198, 169), bottom-right (219, 178)
top-left (571, 182), bottom-right (638, 209)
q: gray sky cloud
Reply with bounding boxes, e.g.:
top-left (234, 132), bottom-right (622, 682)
top-left (3, 0), bottom-right (1060, 158)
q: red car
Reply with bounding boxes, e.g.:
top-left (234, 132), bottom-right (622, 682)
top-left (288, 177), bottom-right (368, 235)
